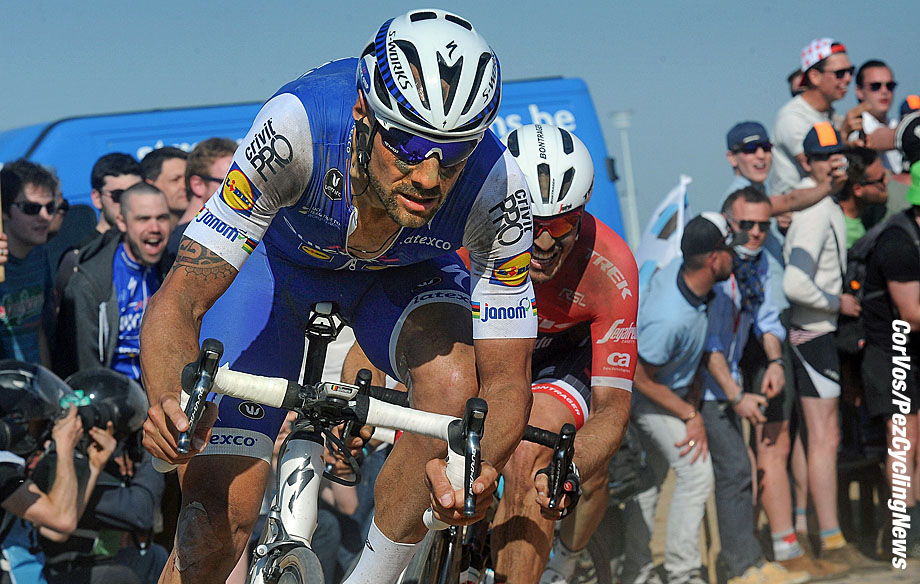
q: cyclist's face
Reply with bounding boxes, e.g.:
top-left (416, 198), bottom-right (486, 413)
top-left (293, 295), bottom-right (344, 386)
top-left (530, 219), bottom-right (579, 284)
top-left (366, 133), bottom-right (467, 228)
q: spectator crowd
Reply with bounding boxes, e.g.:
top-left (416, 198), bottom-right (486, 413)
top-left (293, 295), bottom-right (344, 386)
top-left (0, 34), bottom-right (919, 584)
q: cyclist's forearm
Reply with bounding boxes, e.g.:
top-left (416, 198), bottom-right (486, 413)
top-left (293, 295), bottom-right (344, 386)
top-left (140, 285), bottom-right (204, 406)
top-left (573, 389), bottom-right (630, 480)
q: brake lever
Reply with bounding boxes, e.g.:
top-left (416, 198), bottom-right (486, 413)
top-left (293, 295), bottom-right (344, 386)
top-left (461, 397), bottom-right (488, 517)
top-left (177, 339), bottom-right (223, 454)
top-left (547, 423), bottom-right (576, 510)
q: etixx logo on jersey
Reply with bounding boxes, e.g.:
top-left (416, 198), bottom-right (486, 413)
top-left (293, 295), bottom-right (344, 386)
top-left (489, 251), bottom-right (531, 287)
top-left (323, 168), bottom-right (344, 201)
top-left (222, 164), bottom-right (262, 216)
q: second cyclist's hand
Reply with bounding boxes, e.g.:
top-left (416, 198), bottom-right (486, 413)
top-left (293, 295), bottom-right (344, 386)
top-left (425, 458), bottom-right (498, 525)
top-left (143, 394), bottom-right (218, 464)
top-left (534, 471), bottom-right (575, 520)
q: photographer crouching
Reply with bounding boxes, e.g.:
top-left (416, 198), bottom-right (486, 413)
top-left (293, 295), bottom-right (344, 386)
top-left (0, 361), bottom-right (114, 584)
top-left (32, 368), bottom-right (167, 584)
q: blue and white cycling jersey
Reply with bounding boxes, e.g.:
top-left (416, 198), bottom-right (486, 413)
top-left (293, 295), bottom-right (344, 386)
top-left (185, 58), bottom-right (536, 342)
top-left (183, 59), bottom-right (536, 462)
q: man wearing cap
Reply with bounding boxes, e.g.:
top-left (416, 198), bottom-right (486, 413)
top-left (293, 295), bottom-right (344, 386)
top-left (783, 123), bottom-right (881, 570)
top-left (859, 115), bottom-right (920, 560)
top-left (770, 38), bottom-right (853, 197)
top-left (621, 213), bottom-right (741, 584)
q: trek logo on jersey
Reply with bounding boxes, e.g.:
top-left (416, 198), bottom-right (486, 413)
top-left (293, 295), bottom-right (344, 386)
top-left (597, 319), bottom-right (637, 344)
top-left (323, 168), bottom-right (344, 201)
top-left (489, 189), bottom-right (532, 247)
top-left (607, 352), bottom-right (631, 368)
top-left (221, 165), bottom-right (261, 215)
top-left (299, 243), bottom-right (332, 261)
top-left (473, 297), bottom-right (537, 323)
top-left (489, 251), bottom-right (531, 287)
top-left (245, 118), bottom-right (293, 181)
top-left (590, 252), bottom-right (633, 299)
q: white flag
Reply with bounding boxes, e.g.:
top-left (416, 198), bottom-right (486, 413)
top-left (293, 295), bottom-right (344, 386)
top-left (635, 175), bottom-right (692, 295)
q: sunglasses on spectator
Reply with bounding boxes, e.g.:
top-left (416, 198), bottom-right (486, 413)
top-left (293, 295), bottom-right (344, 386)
top-left (735, 219), bottom-right (771, 232)
top-left (11, 201), bottom-right (57, 216)
top-left (733, 142), bottom-right (772, 154)
top-left (102, 188), bottom-right (125, 203)
top-left (56, 199), bottom-right (69, 215)
top-left (534, 209), bottom-right (583, 239)
top-left (369, 113), bottom-right (481, 169)
top-left (860, 176), bottom-right (887, 188)
top-left (864, 81), bottom-right (897, 92)
top-left (825, 66), bottom-right (855, 80)
top-left (198, 175), bottom-right (226, 184)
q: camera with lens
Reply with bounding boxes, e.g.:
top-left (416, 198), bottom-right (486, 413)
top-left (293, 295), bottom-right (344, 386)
top-left (0, 360), bottom-right (75, 457)
top-left (64, 368), bottom-right (148, 442)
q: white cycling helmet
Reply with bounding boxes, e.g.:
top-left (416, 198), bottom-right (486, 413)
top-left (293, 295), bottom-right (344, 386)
top-left (357, 9), bottom-right (501, 139)
top-left (506, 124), bottom-right (594, 217)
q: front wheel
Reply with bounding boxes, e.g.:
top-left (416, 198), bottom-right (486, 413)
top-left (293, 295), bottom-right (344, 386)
top-left (275, 546), bottom-right (325, 584)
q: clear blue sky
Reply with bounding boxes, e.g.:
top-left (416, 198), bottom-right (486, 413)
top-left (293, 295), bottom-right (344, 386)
top-left (2, 1), bottom-right (916, 229)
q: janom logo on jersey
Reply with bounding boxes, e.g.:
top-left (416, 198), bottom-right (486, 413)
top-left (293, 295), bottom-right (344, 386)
top-left (489, 251), bottom-right (531, 287)
top-left (472, 297), bottom-right (537, 323)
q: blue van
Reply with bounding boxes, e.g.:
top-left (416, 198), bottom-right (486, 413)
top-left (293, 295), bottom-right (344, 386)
top-left (0, 77), bottom-right (623, 235)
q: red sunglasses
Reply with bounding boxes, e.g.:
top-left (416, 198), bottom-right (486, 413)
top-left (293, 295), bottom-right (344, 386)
top-left (534, 210), bottom-right (583, 239)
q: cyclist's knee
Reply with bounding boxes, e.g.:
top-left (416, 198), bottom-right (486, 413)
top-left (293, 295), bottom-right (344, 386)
top-left (580, 465), bottom-right (608, 495)
top-left (173, 500), bottom-right (250, 575)
top-left (505, 440), bottom-right (552, 487)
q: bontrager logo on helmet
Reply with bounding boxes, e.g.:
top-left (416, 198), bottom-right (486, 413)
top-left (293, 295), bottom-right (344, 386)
top-left (357, 9), bottom-right (501, 140)
top-left (506, 124), bottom-right (595, 217)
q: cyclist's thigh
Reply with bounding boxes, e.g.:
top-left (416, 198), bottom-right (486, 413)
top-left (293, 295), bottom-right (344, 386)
top-left (532, 338), bottom-right (592, 430)
top-left (199, 242), bottom-right (375, 462)
top-left (350, 253), bottom-right (472, 385)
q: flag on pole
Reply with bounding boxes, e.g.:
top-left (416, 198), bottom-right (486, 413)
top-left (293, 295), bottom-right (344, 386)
top-left (635, 175), bottom-right (692, 295)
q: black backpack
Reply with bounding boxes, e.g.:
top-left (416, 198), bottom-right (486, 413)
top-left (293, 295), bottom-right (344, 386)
top-left (836, 210), bottom-right (920, 355)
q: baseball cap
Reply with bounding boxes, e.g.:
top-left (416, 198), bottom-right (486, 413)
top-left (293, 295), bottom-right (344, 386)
top-left (803, 122), bottom-right (845, 156)
top-left (800, 38), bottom-right (847, 72)
top-left (901, 95), bottom-right (920, 119)
top-left (727, 122), bottom-right (770, 150)
top-left (681, 212), bottom-right (749, 257)
top-left (897, 111), bottom-right (920, 172)
top-left (905, 162), bottom-right (920, 206)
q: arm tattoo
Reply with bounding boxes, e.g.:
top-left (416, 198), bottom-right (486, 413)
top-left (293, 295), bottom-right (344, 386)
top-left (170, 238), bottom-right (237, 281)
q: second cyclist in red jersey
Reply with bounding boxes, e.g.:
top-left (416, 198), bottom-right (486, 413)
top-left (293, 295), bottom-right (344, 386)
top-left (489, 124), bottom-right (639, 583)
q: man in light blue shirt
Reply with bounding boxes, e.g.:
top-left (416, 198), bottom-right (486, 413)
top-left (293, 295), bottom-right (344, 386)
top-left (622, 213), bottom-right (744, 584)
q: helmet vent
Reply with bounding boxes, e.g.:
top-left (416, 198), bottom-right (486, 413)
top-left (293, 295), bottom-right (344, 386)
top-left (558, 168), bottom-right (575, 203)
top-left (460, 52), bottom-right (493, 116)
top-left (537, 163), bottom-right (552, 205)
top-left (506, 130), bottom-right (520, 157)
top-left (444, 14), bottom-right (473, 30)
top-left (559, 128), bottom-right (575, 155)
top-left (409, 11), bottom-right (437, 22)
top-left (438, 54), bottom-right (464, 116)
top-left (395, 41), bottom-right (429, 110)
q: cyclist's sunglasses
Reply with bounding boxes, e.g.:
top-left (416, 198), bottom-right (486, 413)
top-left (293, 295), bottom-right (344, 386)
top-left (736, 220), bottom-right (771, 232)
top-left (534, 209), bottom-right (583, 239)
top-left (11, 201), bottom-right (56, 216)
top-left (372, 116), bottom-right (481, 168)
top-left (733, 142), bottom-right (772, 154)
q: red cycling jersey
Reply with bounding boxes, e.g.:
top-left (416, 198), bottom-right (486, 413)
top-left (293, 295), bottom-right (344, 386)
top-left (534, 213), bottom-right (638, 393)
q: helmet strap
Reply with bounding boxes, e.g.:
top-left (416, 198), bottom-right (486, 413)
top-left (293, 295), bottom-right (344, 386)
top-left (352, 117), bottom-right (377, 198)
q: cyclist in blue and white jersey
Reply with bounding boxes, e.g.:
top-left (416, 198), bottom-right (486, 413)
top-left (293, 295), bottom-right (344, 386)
top-left (139, 10), bottom-right (536, 584)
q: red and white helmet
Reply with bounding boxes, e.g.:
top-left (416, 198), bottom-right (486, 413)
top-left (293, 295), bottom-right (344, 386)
top-left (505, 124), bottom-right (594, 216)
top-left (357, 9), bottom-right (501, 139)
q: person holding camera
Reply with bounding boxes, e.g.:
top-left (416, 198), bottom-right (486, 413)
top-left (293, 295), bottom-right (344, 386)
top-left (36, 368), bottom-right (167, 584)
top-left (0, 361), bottom-right (116, 584)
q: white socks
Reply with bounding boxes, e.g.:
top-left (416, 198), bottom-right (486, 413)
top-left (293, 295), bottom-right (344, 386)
top-left (341, 518), bottom-right (420, 584)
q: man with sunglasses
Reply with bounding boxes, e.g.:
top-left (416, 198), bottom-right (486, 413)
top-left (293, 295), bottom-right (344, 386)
top-left (470, 125), bottom-right (638, 583)
top-left (846, 60), bottom-right (902, 173)
top-left (140, 10), bottom-right (536, 584)
top-left (88, 153), bottom-right (144, 240)
top-left (770, 38), bottom-right (853, 197)
top-left (0, 160), bottom-right (57, 367)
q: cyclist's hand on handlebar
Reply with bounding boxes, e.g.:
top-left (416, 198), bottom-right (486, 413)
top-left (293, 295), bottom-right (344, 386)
top-left (533, 467), bottom-right (581, 520)
top-left (323, 423), bottom-right (374, 476)
top-left (424, 458), bottom-right (498, 526)
top-left (143, 394), bottom-right (218, 464)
